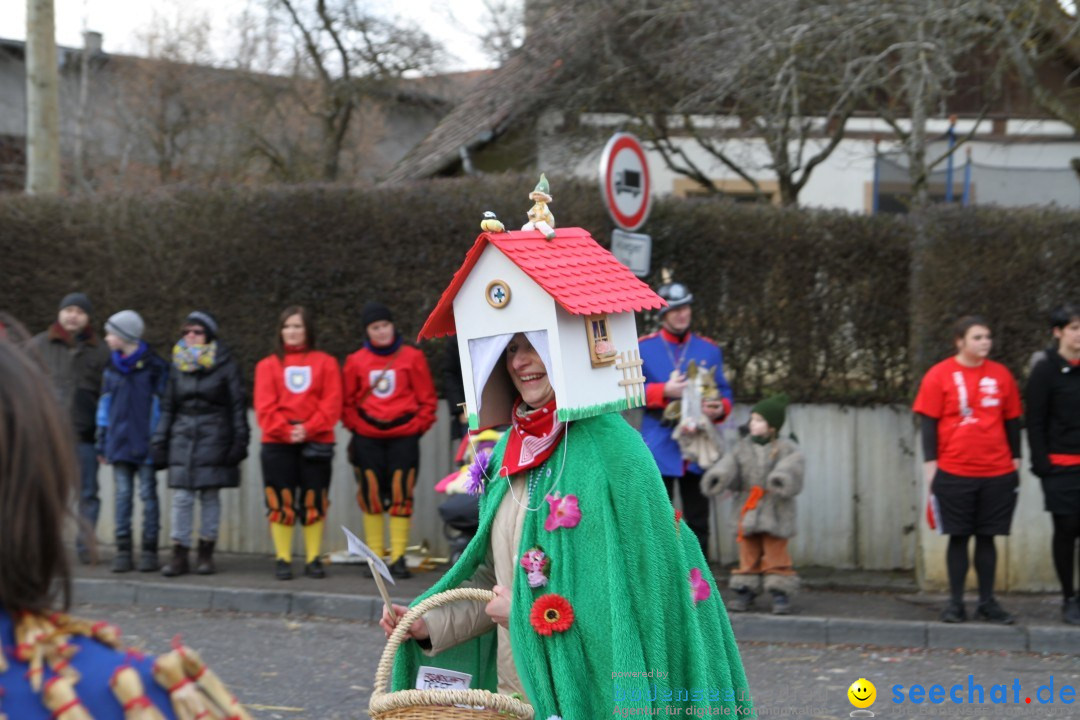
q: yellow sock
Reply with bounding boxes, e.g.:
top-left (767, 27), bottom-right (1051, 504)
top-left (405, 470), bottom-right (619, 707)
top-left (363, 512), bottom-right (386, 556)
top-left (270, 522), bottom-right (293, 562)
top-left (389, 515), bottom-right (411, 562)
top-left (303, 520), bottom-right (324, 563)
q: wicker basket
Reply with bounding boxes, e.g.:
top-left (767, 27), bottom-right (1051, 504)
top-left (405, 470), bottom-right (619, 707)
top-left (368, 587), bottom-right (535, 719)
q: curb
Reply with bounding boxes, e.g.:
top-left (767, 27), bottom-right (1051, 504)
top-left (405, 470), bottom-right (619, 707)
top-left (73, 578), bottom-right (1080, 654)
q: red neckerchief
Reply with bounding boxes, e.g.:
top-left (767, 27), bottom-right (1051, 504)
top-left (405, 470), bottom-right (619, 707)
top-left (501, 397), bottom-right (564, 476)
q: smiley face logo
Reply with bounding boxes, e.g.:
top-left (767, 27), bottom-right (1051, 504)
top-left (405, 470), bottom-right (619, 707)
top-left (847, 678), bottom-right (876, 709)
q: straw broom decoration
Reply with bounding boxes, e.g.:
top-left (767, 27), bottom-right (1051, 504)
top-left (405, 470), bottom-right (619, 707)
top-left (152, 650), bottom-right (224, 720)
top-left (174, 641), bottom-right (253, 720)
top-left (42, 676), bottom-right (93, 720)
top-left (15, 614), bottom-right (49, 691)
top-left (111, 666), bottom-right (168, 720)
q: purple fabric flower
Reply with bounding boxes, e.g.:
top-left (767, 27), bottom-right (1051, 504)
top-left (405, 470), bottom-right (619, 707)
top-left (466, 449), bottom-right (492, 496)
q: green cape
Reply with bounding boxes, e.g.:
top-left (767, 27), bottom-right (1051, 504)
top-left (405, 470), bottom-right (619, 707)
top-left (391, 413), bottom-right (753, 718)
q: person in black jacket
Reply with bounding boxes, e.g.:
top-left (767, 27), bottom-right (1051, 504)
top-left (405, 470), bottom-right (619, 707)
top-left (1026, 303), bottom-right (1080, 625)
top-left (152, 311), bottom-right (249, 576)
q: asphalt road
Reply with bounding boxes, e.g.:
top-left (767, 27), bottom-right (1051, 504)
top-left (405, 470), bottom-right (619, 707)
top-left (80, 604), bottom-right (1080, 720)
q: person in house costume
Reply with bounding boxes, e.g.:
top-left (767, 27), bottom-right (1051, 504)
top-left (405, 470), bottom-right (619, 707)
top-left (701, 394), bottom-right (803, 615)
top-left (0, 340), bottom-right (251, 720)
top-left (380, 250), bottom-right (750, 716)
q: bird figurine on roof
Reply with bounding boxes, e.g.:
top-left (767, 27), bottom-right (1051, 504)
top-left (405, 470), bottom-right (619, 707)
top-left (480, 211), bottom-right (506, 233)
top-left (521, 173), bottom-right (556, 241)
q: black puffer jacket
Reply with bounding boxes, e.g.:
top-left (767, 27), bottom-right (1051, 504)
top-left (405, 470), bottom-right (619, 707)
top-left (151, 343), bottom-right (249, 490)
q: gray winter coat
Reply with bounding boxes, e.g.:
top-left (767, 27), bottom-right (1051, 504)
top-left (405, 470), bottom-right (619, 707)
top-left (700, 437), bottom-right (804, 539)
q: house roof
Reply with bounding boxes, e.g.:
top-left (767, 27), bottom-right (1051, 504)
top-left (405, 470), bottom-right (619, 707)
top-left (418, 227), bottom-right (666, 340)
top-left (380, 44), bottom-right (562, 184)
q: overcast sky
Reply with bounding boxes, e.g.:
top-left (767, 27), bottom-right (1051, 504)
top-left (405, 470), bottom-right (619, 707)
top-left (0, 0), bottom-right (496, 71)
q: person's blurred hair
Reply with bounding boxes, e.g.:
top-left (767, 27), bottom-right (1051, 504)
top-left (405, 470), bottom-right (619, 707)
top-left (1049, 303), bottom-right (1080, 330)
top-left (0, 340), bottom-right (76, 612)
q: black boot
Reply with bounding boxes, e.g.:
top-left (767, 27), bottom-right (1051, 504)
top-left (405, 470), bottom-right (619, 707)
top-left (727, 587), bottom-right (755, 613)
top-left (195, 539), bottom-right (216, 575)
top-left (1064, 597), bottom-right (1080, 626)
top-left (389, 556), bottom-right (412, 580)
top-left (138, 538), bottom-right (159, 572)
top-left (112, 536), bottom-right (133, 573)
top-left (161, 544), bottom-right (190, 577)
top-left (770, 589), bottom-right (791, 615)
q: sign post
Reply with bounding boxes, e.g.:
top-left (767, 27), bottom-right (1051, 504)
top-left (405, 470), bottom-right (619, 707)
top-left (598, 132), bottom-right (652, 232)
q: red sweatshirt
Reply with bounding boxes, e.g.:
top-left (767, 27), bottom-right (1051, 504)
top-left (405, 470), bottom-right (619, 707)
top-left (254, 348), bottom-right (342, 444)
top-left (342, 343), bottom-right (436, 439)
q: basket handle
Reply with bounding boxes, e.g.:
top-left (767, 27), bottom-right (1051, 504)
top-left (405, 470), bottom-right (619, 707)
top-left (371, 587), bottom-right (496, 698)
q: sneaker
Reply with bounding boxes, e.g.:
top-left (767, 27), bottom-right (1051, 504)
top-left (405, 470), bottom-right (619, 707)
top-left (304, 559), bottom-right (326, 579)
top-left (275, 559), bottom-right (293, 581)
top-left (975, 598), bottom-right (1015, 625)
top-left (727, 588), bottom-right (756, 613)
top-left (770, 590), bottom-right (791, 616)
top-left (1063, 597), bottom-right (1080, 626)
top-left (940, 600), bottom-right (966, 623)
top-left (389, 556), bottom-right (412, 580)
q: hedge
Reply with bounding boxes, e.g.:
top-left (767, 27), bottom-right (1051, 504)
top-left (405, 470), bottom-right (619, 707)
top-left (1, 175), bottom-right (1077, 404)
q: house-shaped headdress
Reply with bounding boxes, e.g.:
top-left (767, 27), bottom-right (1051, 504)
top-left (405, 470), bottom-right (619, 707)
top-left (419, 183), bottom-right (665, 429)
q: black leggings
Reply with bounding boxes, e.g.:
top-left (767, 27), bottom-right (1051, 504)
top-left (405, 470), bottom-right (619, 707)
top-left (947, 534), bottom-right (998, 604)
top-left (1052, 512), bottom-right (1080, 600)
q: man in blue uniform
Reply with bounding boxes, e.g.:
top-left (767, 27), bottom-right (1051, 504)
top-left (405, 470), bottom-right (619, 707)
top-left (639, 282), bottom-right (733, 558)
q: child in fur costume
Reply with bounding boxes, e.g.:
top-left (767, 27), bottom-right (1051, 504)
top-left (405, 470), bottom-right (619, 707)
top-left (701, 393), bottom-right (804, 615)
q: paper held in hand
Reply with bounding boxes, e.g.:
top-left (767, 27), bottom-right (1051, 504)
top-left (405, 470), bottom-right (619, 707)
top-left (341, 525), bottom-right (394, 584)
top-left (341, 525), bottom-right (397, 621)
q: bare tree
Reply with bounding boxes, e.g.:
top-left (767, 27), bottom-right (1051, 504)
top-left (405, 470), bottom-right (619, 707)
top-left (256, 0), bottom-right (443, 181)
top-left (528, 0), bottom-right (889, 206)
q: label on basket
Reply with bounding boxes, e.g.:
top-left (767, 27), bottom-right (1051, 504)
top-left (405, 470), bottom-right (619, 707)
top-left (416, 666), bottom-right (472, 691)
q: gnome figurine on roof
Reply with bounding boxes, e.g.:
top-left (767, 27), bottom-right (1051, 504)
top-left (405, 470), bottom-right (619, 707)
top-left (521, 173), bottom-right (556, 240)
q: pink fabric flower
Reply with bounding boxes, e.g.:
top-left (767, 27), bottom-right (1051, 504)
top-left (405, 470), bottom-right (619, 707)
top-left (689, 568), bottom-right (711, 605)
top-left (544, 493), bottom-right (581, 532)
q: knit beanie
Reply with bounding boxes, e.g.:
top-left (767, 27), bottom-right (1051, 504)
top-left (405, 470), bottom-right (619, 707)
top-left (751, 393), bottom-right (790, 431)
top-left (184, 310), bottom-right (219, 341)
top-left (105, 310), bottom-right (145, 343)
top-left (59, 292), bottom-right (93, 315)
top-left (362, 302), bottom-right (393, 329)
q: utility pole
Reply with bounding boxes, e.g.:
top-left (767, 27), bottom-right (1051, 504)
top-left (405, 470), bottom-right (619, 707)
top-left (25, 0), bottom-right (62, 194)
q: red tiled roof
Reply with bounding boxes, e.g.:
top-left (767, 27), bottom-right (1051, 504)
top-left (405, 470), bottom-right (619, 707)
top-left (418, 227), bottom-right (666, 340)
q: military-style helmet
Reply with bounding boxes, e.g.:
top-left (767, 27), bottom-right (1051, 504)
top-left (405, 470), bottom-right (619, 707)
top-left (656, 282), bottom-right (693, 316)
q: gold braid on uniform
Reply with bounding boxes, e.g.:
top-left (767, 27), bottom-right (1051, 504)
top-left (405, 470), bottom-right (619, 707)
top-left (6, 612), bottom-right (249, 720)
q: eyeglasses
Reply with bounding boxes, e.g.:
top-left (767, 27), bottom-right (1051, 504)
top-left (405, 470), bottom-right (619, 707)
top-left (183, 328), bottom-right (206, 337)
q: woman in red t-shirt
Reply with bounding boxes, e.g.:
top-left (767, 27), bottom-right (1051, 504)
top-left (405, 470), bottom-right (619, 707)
top-left (913, 315), bottom-right (1022, 625)
top-left (254, 306), bottom-right (342, 581)
top-left (342, 302), bottom-right (436, 579)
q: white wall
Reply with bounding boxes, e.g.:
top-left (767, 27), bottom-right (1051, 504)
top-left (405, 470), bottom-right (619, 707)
top-left (539, 111), bottom-right (1080, 213)
top-left (87, 403), bottom-right (1062, 591)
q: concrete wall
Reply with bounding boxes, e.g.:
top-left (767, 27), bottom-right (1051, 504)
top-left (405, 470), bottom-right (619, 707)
top-left (86, 403), bottom-right (1061, 590)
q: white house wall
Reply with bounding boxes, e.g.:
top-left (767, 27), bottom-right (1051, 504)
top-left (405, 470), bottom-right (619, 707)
top-left (553, 307), bottom-right (642, 414)
top-left (452, 242), bottom-right (558, 423)
top-left (539, 111), bottom-right (1080, 212)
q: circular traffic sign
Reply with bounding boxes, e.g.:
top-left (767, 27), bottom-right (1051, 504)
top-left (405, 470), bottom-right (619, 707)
top-left (599, 132), bottom-right (651, 231)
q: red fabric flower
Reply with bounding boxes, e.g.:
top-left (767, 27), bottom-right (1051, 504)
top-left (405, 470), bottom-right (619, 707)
top-left (530, 594), bottom-right (575, 636)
